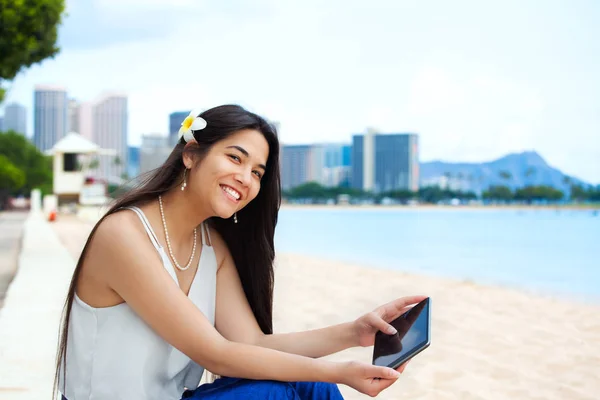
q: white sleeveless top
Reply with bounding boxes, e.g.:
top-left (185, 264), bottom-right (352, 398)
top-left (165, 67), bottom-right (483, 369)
top-left (59, 207), bottom-right (218, 400)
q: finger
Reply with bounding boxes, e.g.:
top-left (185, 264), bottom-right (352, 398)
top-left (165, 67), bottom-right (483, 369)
top-left (396, 360), bottom-right (410, 374)
top-left (377, 304), bottom-right (413, 325)
top-left (385, 295), bottom-right (428, 319)
top-left (370, 376), bottom-right (398, 394)
top-left (368, 312), bottom-right (397, 335)
top-left (392, 295), bottom-right (428, 310)
top-left (372, 366), bottom-right (401, 380)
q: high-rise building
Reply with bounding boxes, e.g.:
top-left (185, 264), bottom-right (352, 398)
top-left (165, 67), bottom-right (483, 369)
top-left (352, 130), bottom-right (419, 193)
top-left (318, 144), bottom-right (352, 187)
top-left (92, 93), bottom-right (128, 181)
top-left (140, 134), bottom-right (172, 174)
top-left (352, 135), bottom-right (364, 190)
top-left (68, 99), bottom-right (79, 133)
top-left (33, 85), bottom-right (68, 151)
top-left (3, 103), bottom-right (27, 135)
top-left (281, 143), bottom-right (352, 190)
top-left (169, 111), bottom-right (191, 146)
top-left (128, 146), bottom-right (140, 179)
top-left (281, 145), bottom-right (312, 190)
top-left (68, 100), bottom-right (93, 140)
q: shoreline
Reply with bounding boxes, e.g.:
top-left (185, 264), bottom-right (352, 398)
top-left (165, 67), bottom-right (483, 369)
top-left (280, 203), bottom-right (600, 211)
top-left (277, 252), bottom-right (600, 307)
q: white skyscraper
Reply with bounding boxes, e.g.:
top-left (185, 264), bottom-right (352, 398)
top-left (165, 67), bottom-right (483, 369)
top-left (4, 103), bottom-right (27, 135)
top-left (33, 85), bottom-right (68, 151)
top-left (92, 93), bottom-right (128, 181)
top-left (68, 99), bottom-right (93, 140)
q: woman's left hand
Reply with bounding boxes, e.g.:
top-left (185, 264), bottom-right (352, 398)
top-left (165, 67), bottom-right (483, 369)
top-left (352, 295), bottom-right (428, 348)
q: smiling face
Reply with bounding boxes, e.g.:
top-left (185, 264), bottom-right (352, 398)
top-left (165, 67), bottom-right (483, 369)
top-left (184, 129), bottom-right (270, 219)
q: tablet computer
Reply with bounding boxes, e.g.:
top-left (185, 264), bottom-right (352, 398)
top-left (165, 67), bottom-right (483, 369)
top-left (372, 297), bottom-right (431, 369)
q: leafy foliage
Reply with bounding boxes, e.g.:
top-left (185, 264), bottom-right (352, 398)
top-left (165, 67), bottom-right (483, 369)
top-left (0, 130), bottom-right (53, 195)
top-left (0, 154), bottom-right (26, 188)
top-left (0, 0), bottom-right (66, 101)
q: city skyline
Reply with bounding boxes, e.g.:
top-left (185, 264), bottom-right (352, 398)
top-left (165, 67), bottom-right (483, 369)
top-left (1, 1), bottom-right (599, 183)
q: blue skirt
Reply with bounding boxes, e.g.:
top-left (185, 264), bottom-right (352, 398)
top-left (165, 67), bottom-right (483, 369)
top-left (181, 378), bottom-right (344, 400)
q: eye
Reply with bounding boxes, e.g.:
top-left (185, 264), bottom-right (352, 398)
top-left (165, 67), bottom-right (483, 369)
top-left (228, 154), bottom-right (241, 163)
top-left (253, 170), bottom-right (263, 179)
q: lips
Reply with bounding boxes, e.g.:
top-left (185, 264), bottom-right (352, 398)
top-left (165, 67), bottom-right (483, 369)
top-left (220, 184), bottom-right (242, 202)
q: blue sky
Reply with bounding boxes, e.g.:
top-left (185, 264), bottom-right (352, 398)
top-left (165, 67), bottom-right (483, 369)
top-left (2, 0), bottom-right (599, 183)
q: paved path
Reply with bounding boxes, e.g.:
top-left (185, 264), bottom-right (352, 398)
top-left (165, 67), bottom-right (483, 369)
top-left (0, 212), bottom-right (28, 309)
top-left (0, 212), bottom-right (75, 399)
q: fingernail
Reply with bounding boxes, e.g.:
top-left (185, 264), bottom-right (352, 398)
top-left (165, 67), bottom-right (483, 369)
top-left (387, 326), bottom-right (397, 334)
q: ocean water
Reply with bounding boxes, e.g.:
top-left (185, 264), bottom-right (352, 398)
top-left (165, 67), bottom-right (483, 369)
top-left (274, 207), bottom-right (600, 302)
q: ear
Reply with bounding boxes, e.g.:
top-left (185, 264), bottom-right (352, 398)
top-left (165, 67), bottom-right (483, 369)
top-left (181, 142), bottom-right (197, 169)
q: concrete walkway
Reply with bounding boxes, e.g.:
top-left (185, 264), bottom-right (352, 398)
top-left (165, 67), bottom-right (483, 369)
top-left (0, 211), bottom-right (28, 308)
top-left (0, 211), bottom-right (75, 399)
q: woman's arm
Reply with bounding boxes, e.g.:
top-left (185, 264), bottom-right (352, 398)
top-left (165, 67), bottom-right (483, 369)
top-left (213, 231), bottom-right (426, 358)
top-left (214, 245), bottom-right (357, 358)
top-left (89, 213), bottom-right (399, 396)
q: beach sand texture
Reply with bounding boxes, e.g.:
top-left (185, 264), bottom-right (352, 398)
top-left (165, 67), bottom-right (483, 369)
top-left (52, 216), bottom-right (600, 400)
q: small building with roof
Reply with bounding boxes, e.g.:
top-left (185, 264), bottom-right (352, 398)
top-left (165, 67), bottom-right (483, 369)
top-left (45, 132), bottom-right (116, 205)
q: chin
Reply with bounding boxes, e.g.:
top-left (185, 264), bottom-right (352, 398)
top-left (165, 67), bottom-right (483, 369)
top-left (212, 203), bottom-right (237, 220)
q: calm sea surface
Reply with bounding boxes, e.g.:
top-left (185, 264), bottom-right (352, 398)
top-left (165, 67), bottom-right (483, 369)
top-left (274, 207), bottom-right (600, 302)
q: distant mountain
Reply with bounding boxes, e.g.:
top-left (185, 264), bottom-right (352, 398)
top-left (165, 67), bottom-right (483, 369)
top-left (419, 151), bottom-right (588, 194)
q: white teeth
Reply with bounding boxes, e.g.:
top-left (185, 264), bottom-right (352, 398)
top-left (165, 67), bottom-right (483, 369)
top-left (222, 185), bottom-right (240, 200)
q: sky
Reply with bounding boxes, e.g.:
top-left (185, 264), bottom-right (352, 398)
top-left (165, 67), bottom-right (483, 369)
top-left (2, 0), bottom-right (599, 183)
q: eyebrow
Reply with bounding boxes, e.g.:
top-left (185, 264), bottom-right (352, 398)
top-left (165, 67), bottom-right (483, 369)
top-left (226, 145), bottom-right (267, 171)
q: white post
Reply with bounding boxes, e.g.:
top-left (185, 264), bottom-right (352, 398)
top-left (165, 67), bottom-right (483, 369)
top-left (30, 189), bottom-right (42, 213)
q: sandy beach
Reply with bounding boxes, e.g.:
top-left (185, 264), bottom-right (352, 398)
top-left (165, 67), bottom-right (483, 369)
top-left (51, 215), bottom-right (600, 400)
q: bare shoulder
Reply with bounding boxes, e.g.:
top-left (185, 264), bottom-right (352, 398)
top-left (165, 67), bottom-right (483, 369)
top-left (86, 209), bottom-right (159, 278)
top-left (93, 209), bottom-right (148, 249)
top-left (77, 209), bottom-right (159, 306)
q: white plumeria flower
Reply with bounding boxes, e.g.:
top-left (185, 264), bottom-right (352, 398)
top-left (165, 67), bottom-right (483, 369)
top-left (179, 109), bottom-right (207, 142)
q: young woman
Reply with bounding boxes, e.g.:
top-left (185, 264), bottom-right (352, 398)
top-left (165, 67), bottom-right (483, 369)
top-left (55, 104), bottom-right (425, 399)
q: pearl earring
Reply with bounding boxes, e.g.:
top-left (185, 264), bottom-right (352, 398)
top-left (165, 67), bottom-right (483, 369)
top-left (181, 168), bottom-right (188, 191)
top-left (233, 212), bottom-right (238, 224)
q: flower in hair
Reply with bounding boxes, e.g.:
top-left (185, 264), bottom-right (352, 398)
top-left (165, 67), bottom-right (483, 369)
top-left (179, 109), bottom-right (207, 142)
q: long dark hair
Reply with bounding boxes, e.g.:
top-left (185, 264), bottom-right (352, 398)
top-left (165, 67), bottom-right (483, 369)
top-left (54, 104), bottom-right (281, 396)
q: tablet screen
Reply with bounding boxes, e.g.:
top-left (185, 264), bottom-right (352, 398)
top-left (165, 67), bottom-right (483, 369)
top-left (372, 298), bottom-right (430, 368)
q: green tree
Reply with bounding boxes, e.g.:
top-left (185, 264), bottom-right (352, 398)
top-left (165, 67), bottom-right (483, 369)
top-left (0, 0), bottom-right (66, 102)
top-left (418, 186), bottom-right (454, 204)
top-left (514, 185), bottom-right (563, 203)
top-left (482, 185), bottom-right (513, 202)
top-left (589, 186), bottom-right (600, 202)
top-left (287, 182), bottom-right (328, 201)
top-left (0, 130), bottom-right (53, 195)
top-left (569, 184), bottom-right (588, 202)
top-left (88, 157), bottom-right (100, 170)
top-left (0, 154), bottom-right (26, 208)
top-left (382, 189), bottom-right (416, 202)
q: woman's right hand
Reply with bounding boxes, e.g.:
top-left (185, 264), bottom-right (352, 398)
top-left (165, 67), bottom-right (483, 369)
top-left (339, 361), bottom-right (401, 397)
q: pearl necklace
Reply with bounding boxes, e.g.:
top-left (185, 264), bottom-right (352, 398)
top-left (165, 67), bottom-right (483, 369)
top-left (158, 195), bottom-right (197, 271)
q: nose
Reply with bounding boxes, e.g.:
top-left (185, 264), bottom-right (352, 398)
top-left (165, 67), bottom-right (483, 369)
top-left (234, 167), bottom-right (253, 187)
